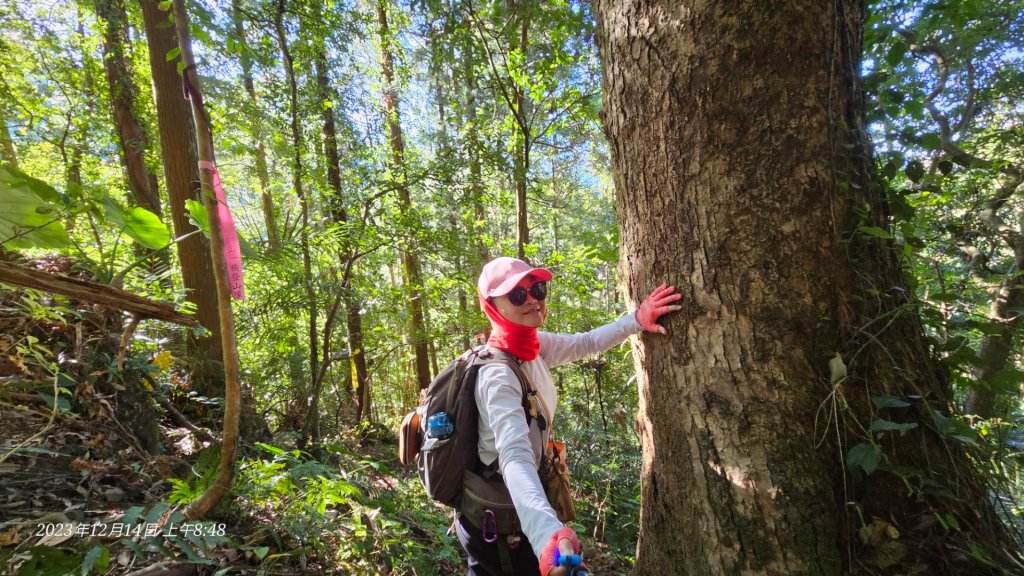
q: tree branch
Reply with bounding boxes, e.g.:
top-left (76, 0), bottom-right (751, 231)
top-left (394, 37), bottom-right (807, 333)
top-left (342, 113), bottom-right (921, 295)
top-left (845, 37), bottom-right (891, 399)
top-left (0, 260), bottom-right (198, 326)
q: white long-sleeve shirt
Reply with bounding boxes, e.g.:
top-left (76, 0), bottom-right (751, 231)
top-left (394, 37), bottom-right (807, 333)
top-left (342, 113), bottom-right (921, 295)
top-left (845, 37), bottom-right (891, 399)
top-left (474, 313), bottom-right (642, 558)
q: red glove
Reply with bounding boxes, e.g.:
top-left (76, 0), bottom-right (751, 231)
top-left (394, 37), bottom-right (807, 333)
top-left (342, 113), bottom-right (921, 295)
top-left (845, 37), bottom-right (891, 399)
top-left (539, 527), bottom-right (586, 576)
top-left (635, 283), bottom-right (683, 335)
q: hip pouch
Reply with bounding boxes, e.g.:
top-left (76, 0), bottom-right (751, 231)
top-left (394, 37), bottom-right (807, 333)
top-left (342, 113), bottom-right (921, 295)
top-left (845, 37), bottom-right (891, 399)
top-left (460, 469), bottom-right (519, 534)
top-left (540, 440), bottom-right (576, 523)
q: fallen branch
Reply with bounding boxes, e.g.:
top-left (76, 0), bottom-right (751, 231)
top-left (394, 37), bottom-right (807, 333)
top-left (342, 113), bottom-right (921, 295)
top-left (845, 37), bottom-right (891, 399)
top-left (0, 260), bottom-right (199, 327)
top-left (0, 372), bottom-right (60, 466)
top-left (124, 562), bottom-right (198, 576)
top-left (143, 373), bottom-right (219, 443)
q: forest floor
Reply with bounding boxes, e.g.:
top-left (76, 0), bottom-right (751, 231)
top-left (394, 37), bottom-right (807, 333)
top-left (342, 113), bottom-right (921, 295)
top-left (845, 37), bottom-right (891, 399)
top-left (0, 388), bottom-right (468, 575)
top-left (0, 394), bottom-right (634, 575)
top-left (0, 274), bottom-right (635, 575)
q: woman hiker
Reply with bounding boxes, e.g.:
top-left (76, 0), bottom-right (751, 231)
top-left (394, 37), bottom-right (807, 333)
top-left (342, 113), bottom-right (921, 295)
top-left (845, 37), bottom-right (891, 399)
top-left (460, 256), bottom-right (681, 576)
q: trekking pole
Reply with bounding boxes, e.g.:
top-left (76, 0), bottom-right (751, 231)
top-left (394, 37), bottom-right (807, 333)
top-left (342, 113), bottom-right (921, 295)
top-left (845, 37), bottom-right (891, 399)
top-left (550, 566), bottom-right (590, 576)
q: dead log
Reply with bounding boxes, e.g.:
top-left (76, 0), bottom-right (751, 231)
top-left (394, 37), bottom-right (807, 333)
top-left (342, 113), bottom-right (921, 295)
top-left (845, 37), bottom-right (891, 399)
top-left (0, 260), bottom-right (198, 327)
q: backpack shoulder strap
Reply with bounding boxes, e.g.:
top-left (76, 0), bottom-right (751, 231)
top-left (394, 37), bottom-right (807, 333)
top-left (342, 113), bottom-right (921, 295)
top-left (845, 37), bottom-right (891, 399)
top-left (474, 348), bottom-right (547, 432)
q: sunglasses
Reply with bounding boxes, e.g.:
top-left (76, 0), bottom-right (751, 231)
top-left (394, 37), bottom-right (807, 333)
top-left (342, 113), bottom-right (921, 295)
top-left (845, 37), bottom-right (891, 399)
top-left (504, 281), bottom-right (548, 306)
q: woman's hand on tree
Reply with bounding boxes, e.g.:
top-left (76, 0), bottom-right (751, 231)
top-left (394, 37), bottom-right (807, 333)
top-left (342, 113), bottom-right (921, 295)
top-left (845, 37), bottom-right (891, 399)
top-left (635, 283), bottom-right (683, 334)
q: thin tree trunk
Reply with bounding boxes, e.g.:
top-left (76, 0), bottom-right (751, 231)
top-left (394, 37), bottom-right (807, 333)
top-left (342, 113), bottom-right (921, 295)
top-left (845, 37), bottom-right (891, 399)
top-left (462, 28), bottom-right (489, 266)
top-left (273, 0), bottom-right (320, 446)
top-left (96, 0), bottom-right (162, 216)
top-left (377, 0), bottom-right (431, 390)
top-left (964, 252), bottom-right (1024, 417)
top-left (230, 0), bottom-right (279, 252)
top-left (312, 42), bottom-right (370, 430)
top-left (67, 14), bottom-right (91, 190)
top-left (139, 0), bottom-right (223, 388)
top-left (170, 0), bottom-right (241, 521)
top-left (512, 14), bottom-right (530, 260)
top-left (0, 113), bottom-right (16, 168)
top-left (596, 1), bottom-right (1019, 574)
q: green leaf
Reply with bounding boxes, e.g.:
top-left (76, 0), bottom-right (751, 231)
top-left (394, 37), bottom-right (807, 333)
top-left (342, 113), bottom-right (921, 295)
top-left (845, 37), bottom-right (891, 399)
top-left (122, 506), bottom-right (145, 526)
top-left (255, 442), bottom-right (286, 456)
top-left (859, 226), bottom-right (893, 239)
top-left (919, 133), bottom-right (942, 151)
top-left (185, 199), bottom-right (209, 235)
top-left (882, 160), bottom-right (899, 180)
top-left (870, 418), bottom-right (918, 435)
top-left (103, 200), bottom-right (170, 249)
top-left (905, 160), bottom-right (925, 182)
top-left (847, 442), bottom-right (882, 475)
top-left (872, 396), bottom-right (911, 409)
top-left (885, 41), bottom-right (907, 67)
top-left (17, 545), bottom-right (82, 575)
top-left (165, 47), bottom-right (181, 62)
top-left (80, 546), bottom-right (110, 575)
top-left (121, 207), bottom-right (171, 249)
top-left (903, 100), bottom-right (925, 119)
top-left (951, 434), bottom-right (979, 447)
top-left (0, 166), bottom-right (70, 249)
top-left (185, 199), bottom-right (257, 259)
top-left (37, 391), bottom-right (71, 411)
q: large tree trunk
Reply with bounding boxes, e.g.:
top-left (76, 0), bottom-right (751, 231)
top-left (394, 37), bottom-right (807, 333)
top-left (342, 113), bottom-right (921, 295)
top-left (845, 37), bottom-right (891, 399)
top-left (139, 0), bottom-right (223, 390)
top-left (377, 0), bottom-right (431, 391)
top-left (596, 1), bottom-right (1019, 574)
top-left (96, 0), bottom-right (162, 216)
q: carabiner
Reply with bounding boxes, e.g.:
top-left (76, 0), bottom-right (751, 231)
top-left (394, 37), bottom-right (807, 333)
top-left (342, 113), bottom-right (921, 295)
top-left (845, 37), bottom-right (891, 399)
top-left (482, 509), bottom-right (498, 543)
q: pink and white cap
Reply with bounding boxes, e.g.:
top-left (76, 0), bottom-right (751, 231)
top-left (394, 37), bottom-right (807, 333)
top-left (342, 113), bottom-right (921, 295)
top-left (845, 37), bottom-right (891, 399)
top-left (477, 257), bottom-right (553, 299)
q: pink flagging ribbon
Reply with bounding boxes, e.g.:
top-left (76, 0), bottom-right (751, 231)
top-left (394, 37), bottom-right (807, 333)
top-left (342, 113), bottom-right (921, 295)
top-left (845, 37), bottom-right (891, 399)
top-left (198, 161), bottom-right (245, 300)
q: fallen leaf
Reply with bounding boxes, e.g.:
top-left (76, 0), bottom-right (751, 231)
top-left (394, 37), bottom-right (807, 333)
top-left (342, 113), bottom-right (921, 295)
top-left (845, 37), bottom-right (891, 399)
top-left (117, 548), bottom-right (132, 566)
top-left (103, 487), bottom-right (125, 502)
top-left (37, 524), bottom-right (78, 547)
top-left (0, 526), bottom-right (21, 546)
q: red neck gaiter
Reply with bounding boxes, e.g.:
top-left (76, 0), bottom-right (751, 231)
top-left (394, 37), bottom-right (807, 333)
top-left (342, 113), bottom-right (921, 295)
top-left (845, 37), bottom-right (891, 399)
top-left (480, 296), bottom-right (540, 362)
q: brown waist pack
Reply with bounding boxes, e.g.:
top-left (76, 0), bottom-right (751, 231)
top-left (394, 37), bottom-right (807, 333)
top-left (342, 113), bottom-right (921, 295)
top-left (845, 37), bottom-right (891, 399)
top-left (540, 440), bottom-right (576, 523)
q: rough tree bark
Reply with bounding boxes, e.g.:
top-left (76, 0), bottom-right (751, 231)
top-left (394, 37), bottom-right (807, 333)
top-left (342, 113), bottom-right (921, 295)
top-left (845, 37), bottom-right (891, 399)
top-left (595, 1), bottom-right (1020, 574)
top-left (139, 0), bottom-right (223, 389)
top-left (95, 0), bottom-right (162, 216)
top-left (377, 0), bottom-right (432, 391)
